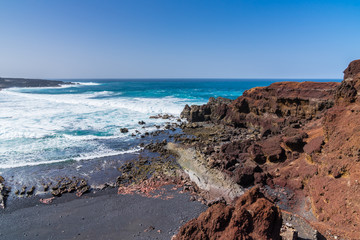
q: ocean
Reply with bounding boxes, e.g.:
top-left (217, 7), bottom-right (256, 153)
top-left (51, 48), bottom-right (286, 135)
top-left (0, 79), bottom-right (339, 186)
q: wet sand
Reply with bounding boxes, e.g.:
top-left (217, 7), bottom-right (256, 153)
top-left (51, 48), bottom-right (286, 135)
top-left (0, 187), bottom-right (207, 240)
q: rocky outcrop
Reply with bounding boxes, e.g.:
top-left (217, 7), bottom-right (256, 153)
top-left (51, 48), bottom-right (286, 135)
top-left (180, 97), bottom-right (233, 122)
top-left (0, 77), bottom-right (72, 90)
top-left (48, 177), bottom-right (90, 197)
top-left (167, 142), bottom-right (244, 203)
top-left (173, 187), bottom-right (282, 240)
top-left (299, 60), bottom-right (360, 238)
top-left (335, 59), bottom-right (360, 104)
top-left (175, 60), bottom-right (360, 239)
top-left (0, 176), bottom-right (10, 209)
top-left (181, 81), bottom-right (339, 135)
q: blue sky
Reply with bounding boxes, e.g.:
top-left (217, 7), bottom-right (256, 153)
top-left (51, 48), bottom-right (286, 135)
top-left (0, 0), bottom-right (360, 79)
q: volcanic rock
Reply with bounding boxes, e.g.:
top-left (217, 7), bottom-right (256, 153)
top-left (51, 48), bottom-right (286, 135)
top-left (182, 81), bottom-right (339, 133)
top-left (259, 136), bottom-right (285, 163)
top-left (174, 59), bottom-right (360, 239)
top-left (180, 97), bottom-right (233, 123)
top-left (120, 128), bottom-right (129, 133)
top-left (303, 136), bottom-right (324, 155)
top-left (335, 59), bottom-right (360, 104)
top-left (173, 187), bottom-right (282, 240)
top-left (0, 178), bottom-right (10, 209)
top-left (283, 132), bottom-right (308, 152)
top-left (26, 186), bottom-right (35, 196)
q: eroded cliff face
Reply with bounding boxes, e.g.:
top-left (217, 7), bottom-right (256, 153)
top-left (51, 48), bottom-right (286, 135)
top-left (175, 60), bottom-right (360, 239)
top-left (304, 61), bottom-right (360, 238)
top-left (180, 80), bottom-right (340, 192)
top-left (181, 81), bottom-right (338, 134)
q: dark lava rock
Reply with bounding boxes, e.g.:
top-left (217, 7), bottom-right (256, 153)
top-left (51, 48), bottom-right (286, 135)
top-left (120, 128), bottom-right (129, 133)
top-left (180, 97), bottom-right (233, 123)
top-left (20, 186), bottom-right (27, 195)
top-left (26, 186), bottom-right (35, 196)
top-left (248, 144), bottom-right (266, 164)
top-left (138, 121), bottom-right (146, 125)
top-left (51, 189), bottom-right (62, 197)
top-left (149, 114), bottom-right (174, 119)
top-left (0, 178), bottom-right (10, 209)
top-left (43, 184), bottom-right (49, 192)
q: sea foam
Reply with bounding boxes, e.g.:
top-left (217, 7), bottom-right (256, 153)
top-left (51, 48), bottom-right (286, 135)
top-left (0, 85), bottom-right (196, 169)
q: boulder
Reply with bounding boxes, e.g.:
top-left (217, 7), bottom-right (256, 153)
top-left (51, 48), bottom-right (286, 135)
top-left (174, 187), bottom-right (282, 240)
top-left (120, 128), bottom-right (129, 133)
top-left (0, 178), bottom-right (10, 209)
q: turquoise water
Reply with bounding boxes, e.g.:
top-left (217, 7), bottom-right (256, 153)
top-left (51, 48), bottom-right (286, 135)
top-left (0, 79), bottom-right (339, 169)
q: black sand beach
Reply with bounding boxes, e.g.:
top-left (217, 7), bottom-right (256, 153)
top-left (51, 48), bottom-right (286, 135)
top-left (0, 78), bottom-right (208, 240)
top-left (0, 187), bottom-right (206, 240)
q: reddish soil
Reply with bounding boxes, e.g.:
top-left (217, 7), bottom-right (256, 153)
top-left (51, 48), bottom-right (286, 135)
top-left (178, 60), bottom-right (360, 239)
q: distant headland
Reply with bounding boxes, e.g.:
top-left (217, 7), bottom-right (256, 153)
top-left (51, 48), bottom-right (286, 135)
top-left (0, 77), bottom-right (72, 90)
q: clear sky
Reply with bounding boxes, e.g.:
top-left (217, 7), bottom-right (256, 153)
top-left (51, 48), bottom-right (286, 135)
top-left (1, 0), bottom-right (360, 79)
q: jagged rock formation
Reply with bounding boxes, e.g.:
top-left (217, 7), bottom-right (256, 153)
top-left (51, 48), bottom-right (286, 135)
top-left (176, 60), bottom-right (360, 239)
top-left (174, 187), bottom-right (282, 240)
top-left (179, 80), bottom-right (340, 192)
top-left (181, 81), bottom-right (339, 134)
top-left (181, 97), bottom-right (233, 123)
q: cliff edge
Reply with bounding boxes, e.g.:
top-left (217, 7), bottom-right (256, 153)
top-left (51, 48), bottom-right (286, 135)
top-left (174, 60), bottom-right (360, 239)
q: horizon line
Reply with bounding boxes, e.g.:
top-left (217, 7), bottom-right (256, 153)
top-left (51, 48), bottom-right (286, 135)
top-left (52, 77), bottom-right (342, 80)
top-left (1, 76), bottom-right (343, 81)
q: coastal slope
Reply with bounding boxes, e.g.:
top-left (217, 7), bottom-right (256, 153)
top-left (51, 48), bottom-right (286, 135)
top-left (173, 61), bottom-right (360, 239)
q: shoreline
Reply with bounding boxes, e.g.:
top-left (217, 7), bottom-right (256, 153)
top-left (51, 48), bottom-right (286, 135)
top-left (2, 71), bottom-right (360, 239)
top-left (0, 186), bottom-right (206, 240)
top-left (0, 78), bottom-right (326, 239)
top-left (0, 77), bottom-right (73, 90)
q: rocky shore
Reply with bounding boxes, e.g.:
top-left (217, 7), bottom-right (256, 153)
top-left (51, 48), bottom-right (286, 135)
top-left (166, 60), bottom-right (360, 239)
top-left (0, 77), bottom-right (72, 90)
top-left (2, 61), bottom-right (360, 239)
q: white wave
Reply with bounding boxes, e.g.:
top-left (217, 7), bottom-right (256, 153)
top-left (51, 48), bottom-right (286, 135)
top-left (0, 89), bottom-right (188, 115)
top-left (0, 89), bottom-right (190, 143)
top-left (0, 146), bottom-right (142, 169)
top-left (91, 91), bottom-right (119, 98)
top-left (0, 86), bottom-right (200, 168)
top-left (73, 147), bottom-right (142, 161)
top-left (4, 84), bottom-right (76, 90)
top-left (0, 158), bottom-right (70, 169)
top-left (73, 82), bottom-right (101, 86)
top-left (62, 134), bottom-right (122, 141)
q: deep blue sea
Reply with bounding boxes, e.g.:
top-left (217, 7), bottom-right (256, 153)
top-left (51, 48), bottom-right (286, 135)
top-left (0, 79), bottom-right (339, 171)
